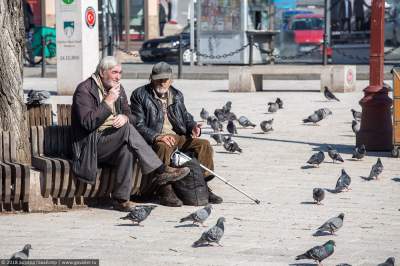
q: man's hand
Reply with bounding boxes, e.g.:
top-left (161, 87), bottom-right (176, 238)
top-left (104, 83), bottom-right (120, 107)
top-left (191, 123), bottom-right (202, 138)
top-left (113, 114), bottom-right (128, 128)
top-left (156, 135), bottom-right (176, 148)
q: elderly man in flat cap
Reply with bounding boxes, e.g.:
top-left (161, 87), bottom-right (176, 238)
top-left (130, 62), bottom-right (222, 207)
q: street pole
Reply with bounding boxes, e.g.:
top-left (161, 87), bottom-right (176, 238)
top-left (178, 33), bottom-right (183, 79)
top-left (102, 0), bottom-right (107, 57)
top-left (190, 0), bottom-right (195, 66)
top-left (124, 0), bottom-right (130, 50)
top-left (323, 0), bottom-right (331, 65)
top-left (356, 0), bottom-right (393, 150)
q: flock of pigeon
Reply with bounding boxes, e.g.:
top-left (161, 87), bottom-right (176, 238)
top-left (295, 87), bottom-right (391, 265)
top-left (197, 86), bottom-right (394, 265)
top-left (200, 97), bottom-right (281, 154)
top-left (7, 87), bottom-right (395, 265)
top-left (121, 203), bottom-right (225, 248)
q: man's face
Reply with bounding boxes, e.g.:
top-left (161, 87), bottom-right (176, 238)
top-left (152, 78), bottom-right (172, 95)
top-left (100, 65), bottom-right (122, 89)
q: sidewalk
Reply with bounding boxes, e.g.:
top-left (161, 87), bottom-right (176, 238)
top-left (1, 79), bottom-right (399, 265)
top-left (23, 63), bottom-right (396, 80)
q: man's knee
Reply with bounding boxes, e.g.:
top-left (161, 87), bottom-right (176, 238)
top-left (154, 141), bottom-right (174, 154)
top-left (196, 138), bottom-right (213, 152)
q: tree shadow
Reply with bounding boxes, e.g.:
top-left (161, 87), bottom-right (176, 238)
top-left (174, 224), bottom-right (200, 228)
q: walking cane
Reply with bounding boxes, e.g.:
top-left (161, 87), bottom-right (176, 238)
top-left (171, 150), bottom-right (260, 204)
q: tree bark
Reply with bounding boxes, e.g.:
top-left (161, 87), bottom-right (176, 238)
top-left (0, 0), bottom-right (30, 163)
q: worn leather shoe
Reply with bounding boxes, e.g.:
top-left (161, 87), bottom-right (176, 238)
top-left (158, 184), bottom-right (183, 207)
top-left (208, 187), bottom-right (223, 204)
top-left (112, 199), bottom-right (136, 212)
top-left (155, 166), bottom-right (190, 186)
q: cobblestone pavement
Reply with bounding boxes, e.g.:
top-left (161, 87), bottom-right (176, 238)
top-left (0, 79), bottom-right (399, 266)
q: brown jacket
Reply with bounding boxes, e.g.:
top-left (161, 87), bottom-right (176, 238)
top-left (71, 76), bottom-right (134, 184)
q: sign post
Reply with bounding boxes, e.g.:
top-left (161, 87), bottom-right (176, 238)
top-left (56, 0), bottom-right (99, 95)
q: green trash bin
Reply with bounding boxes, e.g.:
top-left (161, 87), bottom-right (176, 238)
top-left (32, 26), bottom-right (56, 58)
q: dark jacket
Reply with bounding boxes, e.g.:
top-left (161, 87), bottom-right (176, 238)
top-left (338, 0), bottom-right (352, 19)
top-left (71, 77), bottom-right (134, 184)
top-left (130, 84), bottom-right (197, 144)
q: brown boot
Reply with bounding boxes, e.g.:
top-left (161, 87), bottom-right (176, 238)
top-left (112, 199), bottom-right (136, 212)
top-left (158, 184), bottom-right (183, 207)
top-left (154, 166), bottom-right (190, 186)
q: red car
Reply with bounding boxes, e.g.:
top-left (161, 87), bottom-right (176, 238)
top-left (288, 14), bottom-right (332, 56)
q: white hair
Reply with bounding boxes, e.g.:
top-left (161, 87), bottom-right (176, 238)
top-left (96, 56), bottom-right (120, 74)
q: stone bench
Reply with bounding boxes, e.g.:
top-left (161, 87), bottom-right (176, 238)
top-left (228, 65), bottom-right (356, 92)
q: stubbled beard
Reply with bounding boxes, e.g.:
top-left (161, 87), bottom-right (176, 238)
top-left (155, 86), bottom-right (168, 96)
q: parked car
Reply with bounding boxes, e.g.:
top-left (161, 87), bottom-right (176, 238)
top-left (139, 25), bottom-right (196, 63)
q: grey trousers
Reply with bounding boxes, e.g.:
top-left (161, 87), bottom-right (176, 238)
top-left (97, 123), bottom-right (163, 200)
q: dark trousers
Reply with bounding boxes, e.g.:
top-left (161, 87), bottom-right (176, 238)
top-left (152, 135), bottom-right (214, 177)
top-left (341, 18), bottom-right (351, 32)
top-left (355, 16), bottom-right (364, 31)
top-left (159, 22), bottom-right (166, 36)
top-left (97, 123), bottom-right (163, 200)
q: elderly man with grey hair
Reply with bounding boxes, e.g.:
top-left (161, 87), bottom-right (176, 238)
top-left (71, 56), bottom-right (190, 212)
top-left (130, 62), bottom-right (223, 207)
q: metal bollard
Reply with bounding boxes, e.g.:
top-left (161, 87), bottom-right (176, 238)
top-left (248, 34), bottom-right (254, 66)
top-left (41, 36), bottom-right (46, 78)
top-left (178, 33), bottom-right (183, 79)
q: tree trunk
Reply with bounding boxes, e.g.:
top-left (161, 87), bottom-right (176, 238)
top-left (0, 0), bottom-right (30, 163)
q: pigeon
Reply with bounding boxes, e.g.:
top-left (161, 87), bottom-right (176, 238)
top-left (26, 90), bottom-right (51, 105)
top-left (313, 188), bottom-right (325, 204)
top-left (260, 119), bottom-right (274, 133)
top-left (295, 240), bottom-right (336, 264)
top-left (324, 86), bottom-right (340, 101)
top-left (214, 109), bottom-right (226, 122)
top-left (352, 120), bottom-right (360, 134)
top-left (210, 133), bottom-right (223, 145)
top-left (10, 244), bottom-right (32, 262)
top-left (327, 145), bottom-right (344, 163)
top-left (368, 158), bottom-right (383, 179)
top-left (303, 108), bottom-right (332, 124)
top-left (222, 101), bottom-right (232, 113)
top-left (120, 205), bottom-right (156, 225)
top-left (238, 116), bottom-right (256, 128)
top-left (192, 217), bottom-right (225, 247)
top-left (335, 169), bottom-right (351, 192)
top-left (200, 108), bottom-right (209, 121)
top-left (316, 213), bottom-right (344, 235)
top-left (268, 102), bottom-right (279, 113)
top-left (206, 116), bottom-right (215, 125)
top-left (307, 151), bottom-right (325, 167)
top-left (226, 112), bottom-right (238, 121)
top-left (351, 109), bottom-right (362, 121)
top-left (223, 136), bottom-right (242, 153)
top-left (317, 108), bottom-right (333, 118)
top-left (209, 117), bottom-right (222, 132)
top-left (276, 97), bottom-right (284, 109)
top-left (227, 120), bottom-right (238, 135)
top-left (180, 204), bottom-right (212, 226)
top-left (352, 144), bottom-right (366, 160)
top-left (377, 257), bottom-right (395, 266)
